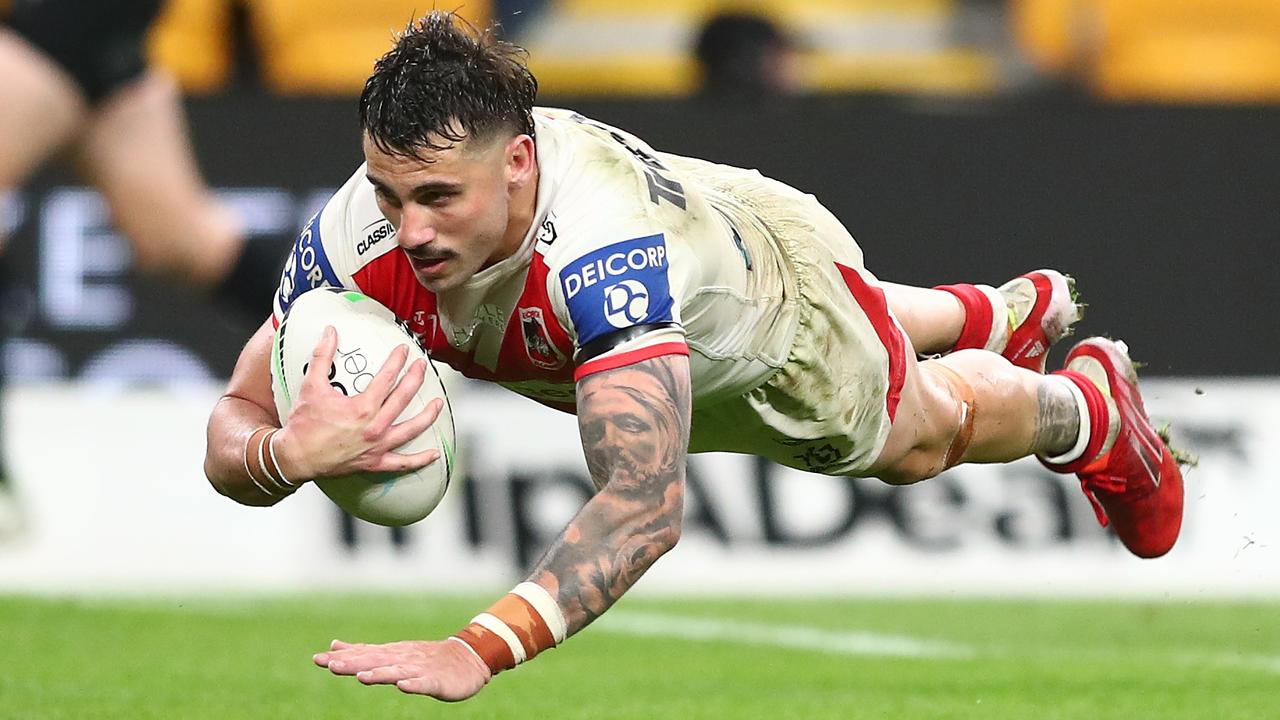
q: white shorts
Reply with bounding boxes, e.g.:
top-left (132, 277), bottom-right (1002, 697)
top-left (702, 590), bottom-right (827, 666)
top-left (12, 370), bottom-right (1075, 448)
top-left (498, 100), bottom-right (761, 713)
top-left (685, 169), bottom-right (907, 477)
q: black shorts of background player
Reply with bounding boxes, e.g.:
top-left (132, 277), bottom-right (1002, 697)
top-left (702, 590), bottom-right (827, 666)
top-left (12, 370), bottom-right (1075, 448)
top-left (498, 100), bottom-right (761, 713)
top-left (1, 0), bottom-right (288, 318)
top-left (0, 0), bottom-right (290, 536)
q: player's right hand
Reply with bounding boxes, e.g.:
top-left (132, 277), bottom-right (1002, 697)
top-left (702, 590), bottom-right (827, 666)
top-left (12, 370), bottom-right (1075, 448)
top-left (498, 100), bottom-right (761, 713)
top-left (273, 326), bottom-right (443, 482)
top-left (315, 637), bottom-right (491, 702)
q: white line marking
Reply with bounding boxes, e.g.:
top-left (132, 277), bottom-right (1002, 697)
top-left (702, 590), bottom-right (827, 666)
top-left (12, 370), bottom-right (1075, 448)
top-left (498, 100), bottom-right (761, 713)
top-left (1190, 653), bottom-right (1280, 675)
top-left (596, 611), bottom-right (974, 659)
top-left (45, 598), bottom-right (1280, 676)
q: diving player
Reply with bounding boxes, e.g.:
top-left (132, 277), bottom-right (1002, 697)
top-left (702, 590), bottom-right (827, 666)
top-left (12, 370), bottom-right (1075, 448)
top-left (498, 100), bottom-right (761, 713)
top-left (203, 12), bottom-right (1186, 702)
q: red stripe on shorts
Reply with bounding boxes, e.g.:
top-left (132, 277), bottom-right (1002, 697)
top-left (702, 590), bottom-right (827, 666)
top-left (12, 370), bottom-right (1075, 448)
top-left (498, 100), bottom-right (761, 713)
top-left (834, 263), bottom-right (906, 422)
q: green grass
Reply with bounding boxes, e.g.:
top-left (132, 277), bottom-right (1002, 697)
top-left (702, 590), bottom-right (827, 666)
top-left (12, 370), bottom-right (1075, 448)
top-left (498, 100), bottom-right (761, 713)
top-left (2, 595), bottom-right (1277, 719)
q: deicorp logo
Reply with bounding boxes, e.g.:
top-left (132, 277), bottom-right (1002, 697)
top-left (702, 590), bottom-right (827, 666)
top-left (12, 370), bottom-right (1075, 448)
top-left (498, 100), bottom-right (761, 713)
top-left (602, 279), bottom-right (649, 328)
top-left (559, 234), bottom-right (674, 346)
top-left (277, 212), bottom-right (340, 314)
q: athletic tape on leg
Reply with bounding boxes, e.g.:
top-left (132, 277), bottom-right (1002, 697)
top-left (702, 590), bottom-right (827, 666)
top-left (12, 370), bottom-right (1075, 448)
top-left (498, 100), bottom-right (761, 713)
top-left (922, 363), bottom-right (976, 470)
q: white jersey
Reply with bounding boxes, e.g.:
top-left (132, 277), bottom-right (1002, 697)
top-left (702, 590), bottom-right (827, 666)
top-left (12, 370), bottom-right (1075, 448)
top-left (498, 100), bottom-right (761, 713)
top-left (274, 107), bottom-right (799, 411)
top-left (273, 108), bottom-right (903, 474)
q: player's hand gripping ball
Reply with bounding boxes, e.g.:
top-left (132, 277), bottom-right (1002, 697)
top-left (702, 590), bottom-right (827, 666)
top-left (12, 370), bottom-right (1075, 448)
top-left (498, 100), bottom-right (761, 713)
top-left (271, 288), bottom-right (455, 525)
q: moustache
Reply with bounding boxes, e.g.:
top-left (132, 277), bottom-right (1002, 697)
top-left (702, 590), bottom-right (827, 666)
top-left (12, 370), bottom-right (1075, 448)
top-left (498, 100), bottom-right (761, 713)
top-left (405, 249), bottom-right (456, 263)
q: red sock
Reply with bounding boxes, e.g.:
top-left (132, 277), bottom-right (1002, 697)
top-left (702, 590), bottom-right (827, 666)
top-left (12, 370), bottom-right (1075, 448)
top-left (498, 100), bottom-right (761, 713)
top-left (935, 283), bottom-right (997, 351)
top-left (1039, 370), bottom-right (1110, 474)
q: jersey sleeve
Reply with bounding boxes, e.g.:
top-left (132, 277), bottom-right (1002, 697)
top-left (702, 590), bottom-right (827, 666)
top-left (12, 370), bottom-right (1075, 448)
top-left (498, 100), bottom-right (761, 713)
top-left (534, 113), bottom-right (709, 380)
top-left (552, 232), bottom-right (690, 380)
top-left (271, 165), bottom-right (373, 327)
top-left (541, 177), bottom-right (697, 381)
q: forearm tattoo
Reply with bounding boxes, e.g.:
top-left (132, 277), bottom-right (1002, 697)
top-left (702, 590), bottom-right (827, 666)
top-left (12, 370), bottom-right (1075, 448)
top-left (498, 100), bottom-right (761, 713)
top-left (1031, 379), bottom-right (1082, 457)
top-left (529, 354), bottom-right (692, 636)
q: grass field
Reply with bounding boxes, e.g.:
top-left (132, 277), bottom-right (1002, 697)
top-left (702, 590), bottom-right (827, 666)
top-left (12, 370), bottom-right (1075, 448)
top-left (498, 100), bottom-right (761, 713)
top-left (3, 594), bottom-right (1278, 719)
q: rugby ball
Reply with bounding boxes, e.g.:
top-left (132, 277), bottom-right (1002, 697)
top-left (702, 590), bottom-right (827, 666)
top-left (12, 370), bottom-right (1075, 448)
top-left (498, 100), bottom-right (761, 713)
top-left (270, 288), bottom-right (454, 526)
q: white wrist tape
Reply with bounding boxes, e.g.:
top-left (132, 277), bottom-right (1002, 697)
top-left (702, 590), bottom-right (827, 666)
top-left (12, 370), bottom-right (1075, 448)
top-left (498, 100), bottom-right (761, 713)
top-left (452, 582), bottom-right (568, 674)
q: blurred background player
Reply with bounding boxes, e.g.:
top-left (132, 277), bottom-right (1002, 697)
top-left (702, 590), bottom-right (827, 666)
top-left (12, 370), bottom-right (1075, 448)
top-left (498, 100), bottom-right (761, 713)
top-left (0, 0), bottom-right (292, 536)
top-left (693, 11), bottom-right (801, 101)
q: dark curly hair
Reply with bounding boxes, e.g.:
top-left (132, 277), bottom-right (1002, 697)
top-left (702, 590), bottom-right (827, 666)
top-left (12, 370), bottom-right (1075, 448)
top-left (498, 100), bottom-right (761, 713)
top-left (359, 11), bottom-right (538, 158)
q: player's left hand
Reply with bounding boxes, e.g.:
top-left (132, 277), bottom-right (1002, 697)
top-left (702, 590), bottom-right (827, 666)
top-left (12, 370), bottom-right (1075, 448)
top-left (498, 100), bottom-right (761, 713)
top-left (313, 637), bottom-right (491, 701)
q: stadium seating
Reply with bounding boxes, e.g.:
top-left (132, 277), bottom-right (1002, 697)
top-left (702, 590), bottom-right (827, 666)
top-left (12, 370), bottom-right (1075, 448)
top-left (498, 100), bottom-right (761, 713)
top-left (147, 0), bottom-right (493, 96)
top-left (522, 0), bottom-right (997, 96)
top-left (33, 0), bottom-right (1280, 102)
top-left (148, 0), bottom-right (235, 94)
top-left (249, 0), bottom-right (491, 95)
top-left (1013, 0), bottom-right (1280, 101)
top-left (141, 0), bottom-right (991, 97)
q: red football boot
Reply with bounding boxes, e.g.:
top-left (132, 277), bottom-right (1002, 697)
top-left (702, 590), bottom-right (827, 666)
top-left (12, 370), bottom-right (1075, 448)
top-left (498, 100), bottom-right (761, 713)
top-left (998, 270), bottom-right (1080, 373)
top-left (936, 269), bottom-right (1081, 373)
top-left (1043, 338), bottom-right (1185, 558)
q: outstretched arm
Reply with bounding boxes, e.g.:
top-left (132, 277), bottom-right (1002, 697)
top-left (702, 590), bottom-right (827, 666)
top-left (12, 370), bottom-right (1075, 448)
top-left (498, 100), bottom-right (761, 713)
top-left (529, 353), bottom-right (691, 633)
top-left (315, 353), bottom-right (692, 700)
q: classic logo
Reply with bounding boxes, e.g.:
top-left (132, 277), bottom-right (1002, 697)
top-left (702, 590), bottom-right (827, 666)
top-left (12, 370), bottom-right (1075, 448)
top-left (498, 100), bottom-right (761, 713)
top-left (356, 219), bottom-right (394, 256)
top-left (410, 310), bottom-right (437, 346)
top-left (519, 307), bottom-right (567, 370)
top-left (423, 316), bottom-right (438, 348)
top-left (558, 234), bottom-right (674, 348)
top-left (778, 437), bottom-right (849, 473)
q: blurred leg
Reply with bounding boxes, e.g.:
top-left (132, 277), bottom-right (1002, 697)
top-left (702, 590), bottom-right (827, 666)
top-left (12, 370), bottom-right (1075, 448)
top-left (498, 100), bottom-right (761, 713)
top-left (0, 28), bottom-right (89, 538)
top-left (0, 29), bottom-right (88, 188)
top-left (72, 70), bottom-right (246, 288)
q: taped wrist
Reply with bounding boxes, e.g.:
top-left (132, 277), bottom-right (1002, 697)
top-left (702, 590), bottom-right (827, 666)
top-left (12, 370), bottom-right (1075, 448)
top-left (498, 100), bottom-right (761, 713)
top-left (452, 582), bottom-right (568, 674)
top-left (242, 427), bottom-right (298, 498)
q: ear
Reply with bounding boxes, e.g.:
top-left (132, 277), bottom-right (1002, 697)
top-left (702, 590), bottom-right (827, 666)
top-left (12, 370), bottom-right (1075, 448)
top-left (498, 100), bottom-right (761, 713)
top-left (504, 134), bottom-right (536, 188)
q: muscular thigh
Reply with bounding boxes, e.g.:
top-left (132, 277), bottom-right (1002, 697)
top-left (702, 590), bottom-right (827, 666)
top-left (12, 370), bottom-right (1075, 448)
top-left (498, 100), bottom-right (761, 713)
top-left (684, 186), bottom-right (962, 480)
top-left (690, 226), bottom-right (912, 477)
top-left (0, 29), bottom-right (86, 186)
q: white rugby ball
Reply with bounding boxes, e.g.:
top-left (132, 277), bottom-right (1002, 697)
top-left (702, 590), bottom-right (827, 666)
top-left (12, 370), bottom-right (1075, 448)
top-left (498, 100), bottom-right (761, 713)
top-left (270, 288), bottom-right (454, 526)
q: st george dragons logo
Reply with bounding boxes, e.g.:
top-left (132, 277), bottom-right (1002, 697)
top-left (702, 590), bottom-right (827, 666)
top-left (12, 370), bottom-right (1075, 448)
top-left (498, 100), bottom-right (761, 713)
top-left (519, 307), bottom-right (566, 370)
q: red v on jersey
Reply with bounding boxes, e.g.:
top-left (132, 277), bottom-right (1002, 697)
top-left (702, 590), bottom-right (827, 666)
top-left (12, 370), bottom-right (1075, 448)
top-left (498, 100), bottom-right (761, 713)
top-left (352, 249), bottom-right (577, 392)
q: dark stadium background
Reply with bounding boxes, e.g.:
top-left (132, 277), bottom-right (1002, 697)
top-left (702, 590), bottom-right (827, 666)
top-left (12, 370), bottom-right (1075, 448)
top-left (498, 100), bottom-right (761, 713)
top-left (6, 96), bottom-right (1277, 382)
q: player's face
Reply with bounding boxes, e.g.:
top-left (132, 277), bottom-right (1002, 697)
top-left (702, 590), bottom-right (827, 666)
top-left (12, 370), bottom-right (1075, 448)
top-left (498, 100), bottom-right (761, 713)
top-left (363, 131), bottom-right (536, 292)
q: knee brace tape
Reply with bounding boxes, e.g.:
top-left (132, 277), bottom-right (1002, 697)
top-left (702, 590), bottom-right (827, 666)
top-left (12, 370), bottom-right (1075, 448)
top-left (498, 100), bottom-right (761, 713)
top-left (922, 363), bottom-right (976, 470)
